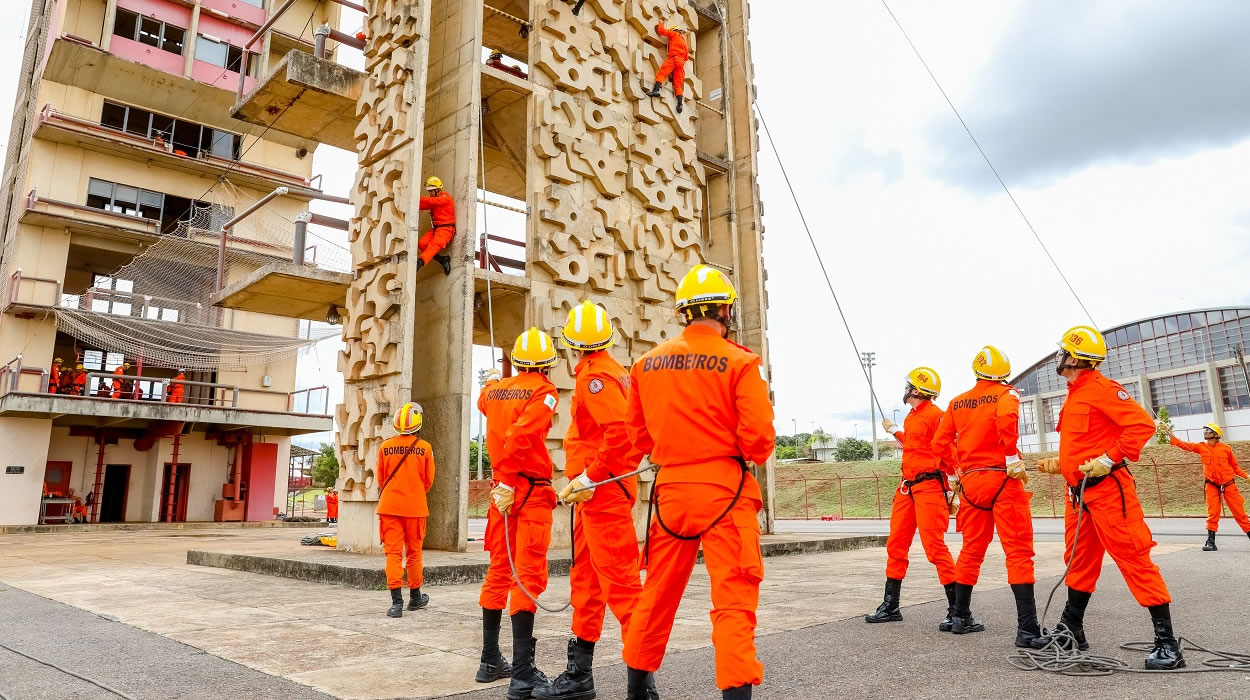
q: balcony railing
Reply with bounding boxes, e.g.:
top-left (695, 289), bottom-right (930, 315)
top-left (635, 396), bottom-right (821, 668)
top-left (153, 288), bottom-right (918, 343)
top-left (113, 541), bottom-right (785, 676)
top-left (7, 269), bottom-right (63, 311)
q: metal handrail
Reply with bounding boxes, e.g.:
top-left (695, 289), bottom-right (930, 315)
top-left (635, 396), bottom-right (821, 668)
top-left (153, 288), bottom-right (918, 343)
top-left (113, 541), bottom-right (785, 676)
top-left (287, 385), bottom-right (330, 414)
top-left (7, 269), bottom-right (63, 308)
top-left (84, 372), bottom-right (240, 407)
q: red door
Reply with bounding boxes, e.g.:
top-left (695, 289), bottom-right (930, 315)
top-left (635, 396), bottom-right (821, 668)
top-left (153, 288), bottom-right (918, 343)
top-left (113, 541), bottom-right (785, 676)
top-left (159, 463), bottom-right (190, 522)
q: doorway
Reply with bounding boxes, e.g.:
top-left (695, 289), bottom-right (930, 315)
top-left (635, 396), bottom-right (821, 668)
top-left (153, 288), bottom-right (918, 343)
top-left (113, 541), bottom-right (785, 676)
top-left (99, 464), bottom-right (130, 522)
top-left (159, 462), bottom-right (190, 522)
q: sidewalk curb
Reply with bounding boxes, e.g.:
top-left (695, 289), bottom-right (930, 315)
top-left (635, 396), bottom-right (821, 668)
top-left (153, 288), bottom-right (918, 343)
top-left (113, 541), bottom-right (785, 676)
top-left (0, 520), bottom-right (326, 535)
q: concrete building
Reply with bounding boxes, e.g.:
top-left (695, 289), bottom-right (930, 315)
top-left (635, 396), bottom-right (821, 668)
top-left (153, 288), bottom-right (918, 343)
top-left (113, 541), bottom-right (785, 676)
top-left (1012, 308), bottom-right (1250, 452)
top-left (0, 0), bottom-right (342, 525)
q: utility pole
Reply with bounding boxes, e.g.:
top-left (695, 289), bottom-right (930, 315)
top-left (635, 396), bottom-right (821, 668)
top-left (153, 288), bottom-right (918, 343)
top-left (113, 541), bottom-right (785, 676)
top-left (791, 418), bottom-right (797, 438)
top-left (476, 368), bottom-right (487, 479)
top-left (862, 351), bottom-right (878, 460)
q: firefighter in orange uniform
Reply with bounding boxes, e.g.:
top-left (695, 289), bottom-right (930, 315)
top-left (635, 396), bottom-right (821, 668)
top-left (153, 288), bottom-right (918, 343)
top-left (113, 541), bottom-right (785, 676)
top-left (536, 302), bottom-right (645, 700)
top-left (49, 357), bottom-right (62, 394)
top-left (931, 346), bottom-right (1039, 646)
top-left (111, 362), bottom-right (131, 399)
top-left (475, 328), bottom-right (561, 698)
top-left (72, 364), bottom-right (88, 397)
top-left (377, 402), bottom-right (435, 617)
top-left (1167, 423), bottom-right (1250, 550)
top-left (646, 22), bottom-right (690, 113)
top-left (325, 487), bottom-right (340, 524)
top-left (622, 265), bottom-right (774, 700)
top-left (418, 176), bottom-right (455, 275)
top-left (1034, 326), bottom-right (1184, 669)
top-left (865, 367), bottom-right (957, 629)
top-left (168, 371), bottom-right (186, 404)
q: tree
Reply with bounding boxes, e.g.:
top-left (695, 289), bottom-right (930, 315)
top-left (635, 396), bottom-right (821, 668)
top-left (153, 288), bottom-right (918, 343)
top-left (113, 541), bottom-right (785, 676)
top-left (311, 442), bottom-right (339, 487)
top-left (808, 428), bottom-right (832, 446)
top-left (1155, 405), bottom-right (1174, 445)
top-left (469, 439), bottom-right (492, 479)
top-left (776, 445), bottom-right (799, 460)
top-left (776, 432), bottom-right (811, 449)
top-left (834, 437), bottom-right (873, 462)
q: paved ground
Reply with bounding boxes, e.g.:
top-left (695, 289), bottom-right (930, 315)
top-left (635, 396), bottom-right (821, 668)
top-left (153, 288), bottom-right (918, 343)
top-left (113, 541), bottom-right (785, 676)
top-left (776, 516), bottom-right (1250, 541)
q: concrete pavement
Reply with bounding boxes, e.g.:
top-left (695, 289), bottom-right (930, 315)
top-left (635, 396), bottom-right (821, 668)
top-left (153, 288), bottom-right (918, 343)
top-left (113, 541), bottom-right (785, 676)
top-left (776, 516), bottom-right (1250, 542)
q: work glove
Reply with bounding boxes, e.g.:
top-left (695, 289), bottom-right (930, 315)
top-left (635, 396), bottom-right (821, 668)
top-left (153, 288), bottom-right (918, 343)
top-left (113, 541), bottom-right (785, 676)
top-left (484, 368), bottom-right (502, 384)
top-left (881, 419), bottom-right (899, 435)
top-left (947, 492), bottom-right (960, 517)
top-left (1078, 454), bottom-right (1116, 479)
top-left (1005, 454), bottom-right (1028, 486)
top-left (558, 474), bottom-right (595, 504)
top-left (491, 483), bottom-right (515, 515)
top-left (1036, 457), bottom-right (1061, 474)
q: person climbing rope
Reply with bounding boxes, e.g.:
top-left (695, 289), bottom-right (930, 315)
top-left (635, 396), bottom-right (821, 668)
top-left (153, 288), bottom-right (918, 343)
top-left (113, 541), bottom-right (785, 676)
top-left (621, 265), bottom-right (774, 700)
top-left (475, 328), bottom-right (561, 699)
top-left (1033, 325), bottom-right (1185, 670)
top-left (418, 176), bottom-right (455, 275)
top-left (376, 403), bottom-right (435, 617)
top-left (865, 367), bottom-right (957, 630)
top-left (535, 301), bottom-right (646, 700)
top-left (931, 346), bottom-right (1040, 647)
top-left (646, 22), bottom-right (689, 113)
top-left (1165, 422), bottom-right (1250, 550)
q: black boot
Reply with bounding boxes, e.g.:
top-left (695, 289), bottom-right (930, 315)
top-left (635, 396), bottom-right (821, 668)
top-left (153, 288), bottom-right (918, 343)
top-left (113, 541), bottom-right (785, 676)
top-left (1031, 588), bottom-right (1090, 651)
top-left (626, 667), bottom-right (659, 700)
top-left (407, 587), bottom-right (429, 611)
top-left (436, 254), bottom-right (452, 275)
top-left (1011, 583), bottom-right (1041, 648)
top-left (950, 583), bottom-right (985, 634)
top-left (507, 611), bottom-right (549, 700)
top-left (476, 608), bottom-right (512, 682)
top-left (938, 582), bottom-right (957, 632)
top-left (1203, 530), bottom-right (1217, 551)
top-left (675, 95), bottom-right (684, 113)
top-left (1144, 603), bottom-right (1185, 670)
top-left (386, 588), bottom-right (404, 618)
top-left (722, 685), bottom-right (751, 699)
top-left (864, 578), bottom-right (903, 623)
top-left (533, 638), bottom-right (594, 700)
top-left (647, 81), bottom-right (662, 97)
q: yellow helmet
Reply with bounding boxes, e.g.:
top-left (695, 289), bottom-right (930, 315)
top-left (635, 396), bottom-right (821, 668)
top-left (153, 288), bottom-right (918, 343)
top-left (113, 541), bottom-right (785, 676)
top-left (425, 176), bottom-right (443, 190)
top-left (511, 327), bottom-right (558, 369)
top-left (675, 265), bottom-right (737, 321)
top-left (972, 345), bottom-right (1011, 381)
top-left (1204, 423), bottom-right (1224, 438)
top-left (54, 357), bottom-right (63, 363)
top-left (905, 367), bottom-right (941, 398)
top-left (393, 402), bottom-right (423, 434)
top-left (1057, 325), bottom-right (1107, 363)
top-left (561, 301), bottom-right (614, 352)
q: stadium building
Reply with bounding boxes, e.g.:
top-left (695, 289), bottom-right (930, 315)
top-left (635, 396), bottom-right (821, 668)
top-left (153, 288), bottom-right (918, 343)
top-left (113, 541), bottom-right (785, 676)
top-left (1012, 308), bottom-right (1250, 452)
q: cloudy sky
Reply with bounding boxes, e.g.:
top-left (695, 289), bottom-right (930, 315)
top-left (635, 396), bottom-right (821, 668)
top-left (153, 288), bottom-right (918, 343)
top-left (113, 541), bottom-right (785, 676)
top-left (3, 1), bottom-right (1249, 448)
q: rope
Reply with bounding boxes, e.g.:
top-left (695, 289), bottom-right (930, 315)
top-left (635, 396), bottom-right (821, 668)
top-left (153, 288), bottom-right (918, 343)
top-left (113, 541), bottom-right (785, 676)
top-left (484, 4), bottom-right (532, 28)
top-left (501, 508), bottom-right (573, 613)
top-left (0, 642), bottom-right (138, 699)
top-left (1009, 634), bottom-right (1250, 675)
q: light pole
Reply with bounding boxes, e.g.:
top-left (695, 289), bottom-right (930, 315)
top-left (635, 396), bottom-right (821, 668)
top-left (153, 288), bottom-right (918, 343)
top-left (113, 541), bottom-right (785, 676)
top-left (862, 351), bottom-right (878, 460)
top-left (791, 418), bottom-right (797, 438)
top-left (476, 368), bottom-right (487, 479)
top-left (893, 409), bottom-right (899, 424)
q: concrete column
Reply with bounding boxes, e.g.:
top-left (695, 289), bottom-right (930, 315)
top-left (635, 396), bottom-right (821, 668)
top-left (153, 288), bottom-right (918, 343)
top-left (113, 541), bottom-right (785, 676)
top-left (1206, 362), bottom-right (1226, 427)
top-left (184, 4), bottom-right (201, 78)
top-left (100, 0), bottom-right (118, 51)
top-left (1033, 395), bottom-right (1047, 451)
top-left (1137, 374), bottom-right (1154, 414)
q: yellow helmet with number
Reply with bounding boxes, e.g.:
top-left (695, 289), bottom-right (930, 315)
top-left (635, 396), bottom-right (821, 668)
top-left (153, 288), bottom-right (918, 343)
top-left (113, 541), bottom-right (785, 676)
top-left (561, 301), bottom-right (614, 351)
top-left (393, 402), bottom-right (423, 434)
top-left (1204, 423), bottom-right (1224, 438)
top-left (1057, 325), bottom-right (1107, 363)
top-left (512, 327), bottom-right (558, 369)
top-left (675, 265), bottom-right (737, 321)
top-left (425, 176), bottom-right (443, 190)
top-left (972, 345), bottom-right (1011, 381)
top-left (906, 367), bottom-right (941, 398)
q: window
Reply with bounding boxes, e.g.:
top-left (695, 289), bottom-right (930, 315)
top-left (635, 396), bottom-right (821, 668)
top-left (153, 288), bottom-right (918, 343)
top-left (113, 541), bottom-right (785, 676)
top-left (113, 9), bottom-right (185, 56)
top-left (99, 101), bottom-right (241, 160)
top-left (196, 35), bottom-right (253, 75)
top-left (1042, 396), bottom-right (1064, 432)
top-left (1150, 370), bottom-right (1211, 417)
top-left (1018, 400), bottom-right (1037, 436)
top-left (238, 0), bottom-right (265, 6)
top-left (89, 276), bottom-right (135, 318)
top-left (85, 178), bottom-right (164, 220)
top-left (1218, 366), bottom-right (1250, 411)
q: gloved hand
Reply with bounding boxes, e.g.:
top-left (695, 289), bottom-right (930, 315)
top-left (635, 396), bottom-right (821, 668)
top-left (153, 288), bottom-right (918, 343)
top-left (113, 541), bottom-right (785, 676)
top-left (484, 368), bottom-right (502, 384)
top-left (558, 474), bottom-right (595, 504)
top-left (947, 493), bottom-right (960, 517)
top-left (1036, 457), bottom-right (1061, 474)
top-left (881, 419), bottom-right (899, 434)
top-left (1079, 454), bottom-right (1116, 478)
top-left (1005, 454), bottom-right (1028, 485)
top-left (491, 483), bottom-right (515, 515)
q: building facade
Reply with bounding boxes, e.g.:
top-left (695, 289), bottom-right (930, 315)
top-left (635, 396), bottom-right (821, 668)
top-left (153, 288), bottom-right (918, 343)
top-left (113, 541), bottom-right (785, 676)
top-left (1012, 308), bottom-right (1250, 453)
top-left (0, 0), bottom-right (340, 525)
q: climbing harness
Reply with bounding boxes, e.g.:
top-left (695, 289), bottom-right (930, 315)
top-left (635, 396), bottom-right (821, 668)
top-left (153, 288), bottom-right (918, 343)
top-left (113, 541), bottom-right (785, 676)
top-left (644, 459), bottom-right (748, 567)
top-left (957, 467), bottom-right (1011, 511)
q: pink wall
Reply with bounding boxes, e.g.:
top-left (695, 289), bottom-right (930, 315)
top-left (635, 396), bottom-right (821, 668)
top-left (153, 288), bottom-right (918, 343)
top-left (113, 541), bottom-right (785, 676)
top-left (196, 13), bottom-right (256, 47)
top-left (191, 60), bottom-right (256, 93)
top-left (200, 0), bottom-right (267, 27)
top-left (110, 34), bottom-right (187, 76)
top-left (117, 0), bottom-right (193, 28)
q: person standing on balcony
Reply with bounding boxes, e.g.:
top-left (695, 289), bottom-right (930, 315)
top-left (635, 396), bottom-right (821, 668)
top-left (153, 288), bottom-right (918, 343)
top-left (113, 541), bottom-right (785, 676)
top-left (1164, 423), bottom-right (1249, 549)
top-left (646, 22), bottom-right (690, 113)
top-left (49, 357), bottom-right (62, 393)
top-left (377, 403), bottom-right (435, 617)
top-left (72, 364), bottom-right (87, 397)
top-left (865, 367), bottom-right (956, 630)
top-left (168, 370), bottom-right (186, 404)
top-left (111, 362), bottom-right (131, 399)
top-left (418, 177), bottom-right (455, 276)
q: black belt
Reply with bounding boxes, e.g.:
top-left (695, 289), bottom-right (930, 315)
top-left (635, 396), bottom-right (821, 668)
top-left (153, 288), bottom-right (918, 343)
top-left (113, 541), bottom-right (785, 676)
top-left (432, 223), bottom-right (456, 230)
top-left (960, 466), bottom-right (1010, 511)
top-left (1069, 463), bottom-right (1130, 518)
top-left (644, 458), bottom-right (748, 567)
top-left (515, 474), bottom-right (552, 512)
top-left (900, 470), bottom-right (946, 497)
top-left (1206, 478), bottom-right (1235, 494)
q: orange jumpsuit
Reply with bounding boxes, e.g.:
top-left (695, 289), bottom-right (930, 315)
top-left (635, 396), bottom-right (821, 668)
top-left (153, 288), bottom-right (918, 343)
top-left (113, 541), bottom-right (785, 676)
top-left (49, 363), bottom-right (60, 393)
top-left (168, 373), bottom-right (186, 403)
top-left (418, 191), bottom-right (456, 264)
top-left (111, 366), bottom-right (125, 399)
top-left (564, 350), bottom-right (645, 644)
top-left (326, 491), bottom-right (339, 521)
top-left (478, 371), bottom-right (560, 616)
top-left (1169, 436), bottom-right (1249, 532)
top-left (622, 324), bottom-right (775, 691)
top-left (653, 23), bottom-right (689, 97)
top-left (72, 370), bottom-right (87, 397)
top-left (1058, 370), bottom-right (1168, 606)
top-left (932, 380), bottom-right (1034, 586)
top-left (377, 434), bottom-right (435, 590)
top-left (884, 400), bottom-right (955, 584)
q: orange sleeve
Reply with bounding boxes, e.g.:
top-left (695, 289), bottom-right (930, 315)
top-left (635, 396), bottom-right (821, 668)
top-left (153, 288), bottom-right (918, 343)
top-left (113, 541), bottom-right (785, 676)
top-left (626, 362), bottom-right (654, 459)
top-left (656, 22), bottom-right (674, 39)
top-left (424, 445), bottom-right (436, 492)
top-left (1168, 435), bottom-right (1201, 454)
top-left (1099, 386), bottom-right (1156, 464)
top-left (581, 373), bottom-right (637, 483)
top-left (419, 195), bottom-right (436, 211)
top-left (733, 357), bottom-right (776, 465)
top-left (931, 409), bottom-right (957, 470)
top-left (497, 386), bottom-right (557, 488)
top-left (996, 390), bottom-right (1021, 458)
top-left (477, 379), bottom-right (496, 414)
